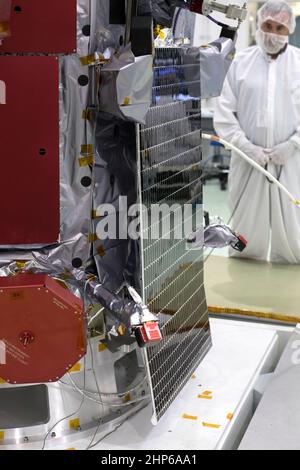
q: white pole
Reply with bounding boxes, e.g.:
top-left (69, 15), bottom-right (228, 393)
top-left (202, 133), bottom-right (300, 207)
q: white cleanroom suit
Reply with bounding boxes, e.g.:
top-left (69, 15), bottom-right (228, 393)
top-left (214, 44), bottom-right (300, 263)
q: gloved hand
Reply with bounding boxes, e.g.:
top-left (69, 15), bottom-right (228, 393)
top-left (239, 140), bottom-right (269, 167)
top-left (267, 141), bottom-right (296, 166)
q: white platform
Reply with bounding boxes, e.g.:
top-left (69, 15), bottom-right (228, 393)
top-left (240, 325), bottom-right (300, 450)
top-left (2, 318), bottom-right (293, 450)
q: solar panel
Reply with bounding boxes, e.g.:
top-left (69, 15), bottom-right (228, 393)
top-left (138, 47), bottom-right (212, 424)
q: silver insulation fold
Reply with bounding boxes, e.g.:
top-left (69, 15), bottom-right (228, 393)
top-left (187, 224), bottom-right (245, 250)
top-left (90, 0), bottom-right (125, 54)
top-left (58, 0), bottom-right (92, 266)
top-left (200, 38), bottom-right (235, 98)
top-left (99, 46), bottom-right (153, 123)
top-left (204, 224), bottom-right (241, 248)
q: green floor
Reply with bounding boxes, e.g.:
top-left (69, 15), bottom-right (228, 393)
top-left (203, 181), bottom-right (300, 322)
top-left (205, 255), bottom-right (300, 321)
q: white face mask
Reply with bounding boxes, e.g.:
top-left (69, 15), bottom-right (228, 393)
top-left (256, 29), bottom-right (289, 55)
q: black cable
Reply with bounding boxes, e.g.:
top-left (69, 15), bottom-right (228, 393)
top-left (172, 8), bottom-right (182, 37)
top-left (41, 397), bottom-right (85, 450)
top-left (265, 163), bottom-right (283, 184)
top-left (205, 160), bottom-right (286, 263)
top-left (87, 405), bottom-right (144, 450)
top-left (87, 420), bottom-right (124, 450)
top-left (41, 356), bottom-right (88, 450)
top-left (86, 348), bottom-right (104, 450)
top-left (207, 14), bottom-right (228, 29)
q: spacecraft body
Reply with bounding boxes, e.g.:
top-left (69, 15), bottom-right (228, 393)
top-left (0, 0), bottom-right (242, 446)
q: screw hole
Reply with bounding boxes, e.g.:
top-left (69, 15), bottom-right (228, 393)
top-left (78, 75), bottom-right (89, 87)
top-left (72, 258), bottom-right (83, 269)
top-left (81, 176), bottom-right (92, 187)
top-left (14, 6), bottom-right (22, 12)
top-left (82, 25), bottom-right (91, 37)
top-left (39, 148), bottom-right (46, 156)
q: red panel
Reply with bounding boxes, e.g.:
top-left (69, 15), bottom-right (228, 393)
top-left (0, 56), bottom-right (60, 245)
top-left (0, 274), bottom-right (86, 384)
top-left (0, 0), bottom-right (77, 54)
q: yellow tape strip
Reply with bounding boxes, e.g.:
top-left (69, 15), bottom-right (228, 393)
top-left (227, 413), bottom-right (234, 421)
top-left (79, 54), bottom-right (97, 66)
top-left (92, 211), bottom-right (106, 220)
top-left (0, 378), bottom-right (6, 384)
top-left (79, 155), bottom-right (95, 167)
top-left (0, 431), bottom-right (4, 441)
top-left (202, 422), bottom-right (221, 429)
top-left (16, 261), bottom-right (27, 270)
top-left (198, 395), bottom-right (213, 400)
top-left (81, 144), bottom-right (94, 155)
top-left (209, 306), bottom-right (300, 325)
top-left (0, 22), bottom-right (10, 34)
top-left (82, 110), bottom-right (92, 121)
top-left (123, 393), bottom-right (131, 403)
top-left (117, 324), bottom-right (126, 336)
top-left (69, 418), bottom-right (80, 430)
top-left (88, 233), bottom-right (98, 243)
top-left (68, 363), bottom-right (81, 373)
top-left (96, 245), bottom-right (106, 258)
top-left (98, 343), bottom-right (107, 352)
top-left (121, 97), bottom-right (131, 106)
top-left (182, 414), bottom-right (198, 421)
